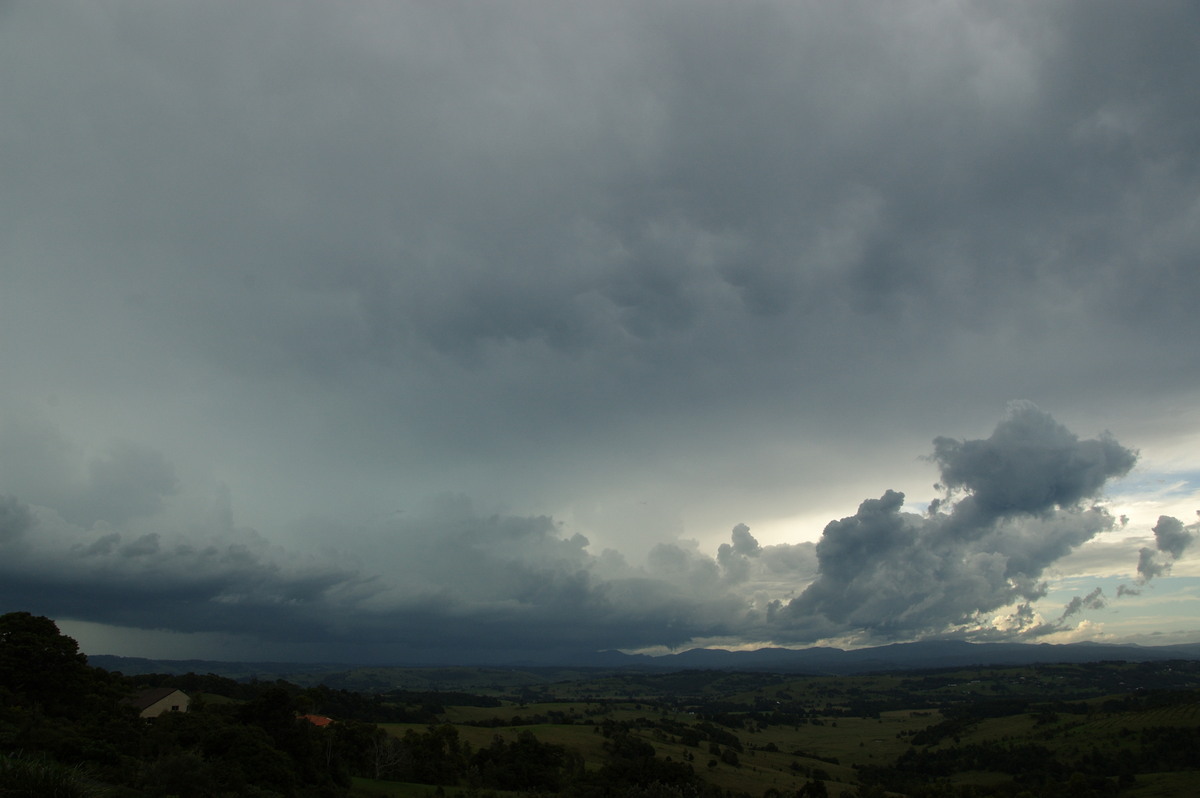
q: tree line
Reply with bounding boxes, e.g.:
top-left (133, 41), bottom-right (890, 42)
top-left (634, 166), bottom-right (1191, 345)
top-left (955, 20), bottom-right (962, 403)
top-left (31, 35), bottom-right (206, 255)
top-left (0, 611), bottom-right (736, 797)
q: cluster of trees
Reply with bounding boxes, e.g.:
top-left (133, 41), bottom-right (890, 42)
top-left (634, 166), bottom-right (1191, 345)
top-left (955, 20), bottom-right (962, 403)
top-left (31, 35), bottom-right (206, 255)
top-left (339, 720), bottom-right (719, 796)
top-left (859, 744), bottom-right (1133, 798)
top-left (1, 611), bottom-right (358, 796)
top-left (14, 610), bottom-right (1193, 798)
top-left (463, 707), bottom-right (581, 727)
top-left (855, 720), bottom-right (1199, 797)
top-left (362, 725), bottom-right (582, 791)
top-left (0, 612), bottom-right (731, 797)
top-left (0, 611), bottom-right (588, 796)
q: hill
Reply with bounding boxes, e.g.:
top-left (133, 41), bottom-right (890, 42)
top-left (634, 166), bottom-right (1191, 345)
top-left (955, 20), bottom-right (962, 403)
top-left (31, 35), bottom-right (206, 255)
top-left (88, 639), bottom-right (1200, 691)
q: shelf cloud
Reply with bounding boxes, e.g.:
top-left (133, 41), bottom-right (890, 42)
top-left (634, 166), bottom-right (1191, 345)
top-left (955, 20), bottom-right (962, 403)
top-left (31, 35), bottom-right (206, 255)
top-left (0, 405), bottom-right (1157, 660)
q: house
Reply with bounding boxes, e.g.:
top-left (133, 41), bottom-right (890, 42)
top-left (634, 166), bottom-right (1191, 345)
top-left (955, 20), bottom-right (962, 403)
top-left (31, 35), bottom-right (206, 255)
top-left (300, 714), bottom-right (334, 727)
top-left (127, 687), bottom-right (190, 718)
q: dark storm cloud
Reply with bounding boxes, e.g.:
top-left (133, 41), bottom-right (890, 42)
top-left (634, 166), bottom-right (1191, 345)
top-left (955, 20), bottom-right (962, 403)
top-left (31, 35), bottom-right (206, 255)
top-left (0, 421), bottom-right (180, 536)
top-left (0, 406), bottom-right (1146, 657)
top-left (72, 444), bottom-right (179, 526)
top-left (0, 486), bottom-right (763, 658)
top-left (119, 533), bottom-right (161, 558)
top-left (776, 406), bottom-right (1136, 642)
top-left (931, 405), bottom-right (1137, 523)
top-left (0, 496), bottom-right (33, 544)
top-left (3, 0), bottom-right (1196, 516)
top-left (0, 506), bottom-right (380, 643)
top-left (79, 532), bottom-right (121, 557)
top-left (0, 1), bottom-right (1198, 657)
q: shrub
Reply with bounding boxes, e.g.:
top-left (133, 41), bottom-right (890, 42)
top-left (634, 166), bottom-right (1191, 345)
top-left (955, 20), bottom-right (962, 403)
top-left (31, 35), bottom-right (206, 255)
top-left (0, 751), bottom-right (107, 798)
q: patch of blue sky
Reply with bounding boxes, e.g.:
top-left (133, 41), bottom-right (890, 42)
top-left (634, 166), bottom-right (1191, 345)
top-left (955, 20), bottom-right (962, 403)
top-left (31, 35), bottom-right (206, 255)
top-left (1039, 573), bottom-right (1200, 637)
top-left (1107, 469), bottom-right (1200, 499)
top-left (1101, 470), bottom-right (1200, 534)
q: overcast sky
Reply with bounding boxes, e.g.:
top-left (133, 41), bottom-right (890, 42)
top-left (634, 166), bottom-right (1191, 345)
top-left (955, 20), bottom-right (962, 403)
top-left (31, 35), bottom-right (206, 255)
top-left (2, 0), bottom-right (1199, 664)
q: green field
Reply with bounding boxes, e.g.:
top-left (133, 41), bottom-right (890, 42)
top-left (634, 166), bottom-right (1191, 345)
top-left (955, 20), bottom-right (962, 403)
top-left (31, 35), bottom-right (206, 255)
top-left (340, 660), bottom-right (1200, 796)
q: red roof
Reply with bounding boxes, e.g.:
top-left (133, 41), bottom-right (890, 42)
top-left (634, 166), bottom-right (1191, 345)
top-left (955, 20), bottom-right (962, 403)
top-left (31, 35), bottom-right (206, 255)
top-left (300, 714), bottom-right (334, 727)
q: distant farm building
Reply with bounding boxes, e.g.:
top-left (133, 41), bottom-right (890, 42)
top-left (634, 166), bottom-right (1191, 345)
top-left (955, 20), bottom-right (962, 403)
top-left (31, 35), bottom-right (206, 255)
top-left (127, 687), bottom-right (190, 718)
top-left (300, 714), bottom-right (334, 727)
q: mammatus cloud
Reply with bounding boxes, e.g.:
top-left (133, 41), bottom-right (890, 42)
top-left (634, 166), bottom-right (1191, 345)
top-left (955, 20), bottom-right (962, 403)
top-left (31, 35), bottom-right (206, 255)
top-left (2, 0), bottom-right (1198, 546)
top-left (773, 404), bottom-right (1137, 643)
top-left (0, 405), bottom-right (1169, 660)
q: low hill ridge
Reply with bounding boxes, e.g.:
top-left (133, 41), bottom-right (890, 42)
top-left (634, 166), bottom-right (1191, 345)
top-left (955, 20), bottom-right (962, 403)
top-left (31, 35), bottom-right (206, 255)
top-left (89, 638), bottom-right (1200, 684)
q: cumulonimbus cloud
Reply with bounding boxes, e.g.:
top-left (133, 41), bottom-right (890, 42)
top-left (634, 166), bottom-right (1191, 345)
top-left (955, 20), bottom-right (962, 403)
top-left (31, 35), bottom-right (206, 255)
top-left (774, 403), bottom-right (1137, 643)
top-left (0, 404), bottom-right (1165, 660)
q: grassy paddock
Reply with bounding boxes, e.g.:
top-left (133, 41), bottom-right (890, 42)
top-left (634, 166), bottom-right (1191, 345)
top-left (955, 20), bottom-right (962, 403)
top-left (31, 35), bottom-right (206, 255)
top-left (358, 661), bottom-right (1200, 796)
top-left (350, 776), bottom-right (525, 798)
top-left (1124, 770), bottom-right (1200, 797)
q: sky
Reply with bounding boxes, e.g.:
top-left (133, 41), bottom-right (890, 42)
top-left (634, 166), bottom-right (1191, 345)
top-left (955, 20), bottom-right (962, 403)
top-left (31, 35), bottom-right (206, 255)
top-left (2, 0), bottom-right (1199, 665)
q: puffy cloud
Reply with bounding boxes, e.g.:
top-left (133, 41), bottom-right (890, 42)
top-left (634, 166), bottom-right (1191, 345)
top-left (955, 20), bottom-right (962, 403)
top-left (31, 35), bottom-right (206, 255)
top-left (1136, 547), bottom-right (1167, 583)
top-left (987, 591), bottom-right (1112, 643)
top-left (931, 401), bottom-right (1137, 530)
top-left (716, 523), bottom-right (762, 583)
top-left (1130, 514), bottom-right (1198, 587)
top-left (777, 405), bottom-right (1135, 642)
top-left (1153, 514), bottom-right (1194, 560)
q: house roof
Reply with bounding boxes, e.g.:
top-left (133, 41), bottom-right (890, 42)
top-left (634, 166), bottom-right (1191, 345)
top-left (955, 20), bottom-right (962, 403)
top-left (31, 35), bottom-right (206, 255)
top-left (126, 687), bottom-right (187, 711)
top-left (300, 714), bottom-right (334, 727)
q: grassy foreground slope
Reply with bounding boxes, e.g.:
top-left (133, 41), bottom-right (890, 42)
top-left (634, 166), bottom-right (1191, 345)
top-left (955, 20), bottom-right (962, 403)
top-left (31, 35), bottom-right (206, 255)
top-left (5, 612), bottom-right (1199, 796)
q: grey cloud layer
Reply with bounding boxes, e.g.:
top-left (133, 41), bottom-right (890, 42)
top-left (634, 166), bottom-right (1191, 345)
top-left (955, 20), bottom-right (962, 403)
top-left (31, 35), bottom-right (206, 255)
top-left (0, 407), bottom-right (1148, 658)
top-left (0, 487), bottom-right (759, 659)
top-left (2, 1), bottom-right (1197, 526)
top-left (1, 1), bottom-right (1198, 657)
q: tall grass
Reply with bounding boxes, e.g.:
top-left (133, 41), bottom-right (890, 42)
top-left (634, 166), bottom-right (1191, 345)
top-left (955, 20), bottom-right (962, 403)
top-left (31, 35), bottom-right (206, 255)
top-left (0, 751), bottom-right (107, 797)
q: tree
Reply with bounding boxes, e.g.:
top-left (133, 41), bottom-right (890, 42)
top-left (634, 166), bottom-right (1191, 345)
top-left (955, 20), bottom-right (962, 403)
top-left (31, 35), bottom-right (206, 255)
top-left (0, 612), bottom-right (92, 715)
top-left (470, 729), bottom-right (580, 791)
top-left (800, 779), bottom-right (829, 798)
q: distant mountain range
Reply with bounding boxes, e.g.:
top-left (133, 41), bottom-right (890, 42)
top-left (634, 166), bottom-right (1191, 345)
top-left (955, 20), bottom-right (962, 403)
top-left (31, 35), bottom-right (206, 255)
top-left (614, 639), bottom-right (1200, 673)
top-left (89, 639), bottom-right (1200, 683)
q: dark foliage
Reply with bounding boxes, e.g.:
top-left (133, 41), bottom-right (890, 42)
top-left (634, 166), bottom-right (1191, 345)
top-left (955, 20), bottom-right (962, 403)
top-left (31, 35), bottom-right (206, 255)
top-left (471, 730), bottom-right (582, 791)
top-left (0, 612), bottom-right (353, 796)
top-left (5, 611), bottom-right (1200, 797)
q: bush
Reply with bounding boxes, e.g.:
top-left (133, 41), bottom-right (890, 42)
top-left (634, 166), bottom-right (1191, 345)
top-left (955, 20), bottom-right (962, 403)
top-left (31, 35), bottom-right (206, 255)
top-left (0, 751), bottom-right (107, 798)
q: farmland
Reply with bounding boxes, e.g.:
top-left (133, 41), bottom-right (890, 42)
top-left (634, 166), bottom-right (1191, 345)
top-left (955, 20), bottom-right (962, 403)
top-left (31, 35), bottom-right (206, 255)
top-left (339, 659), bottom-right (1200, 797)
top-left (4, 611), bottom-right (1199, 796)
